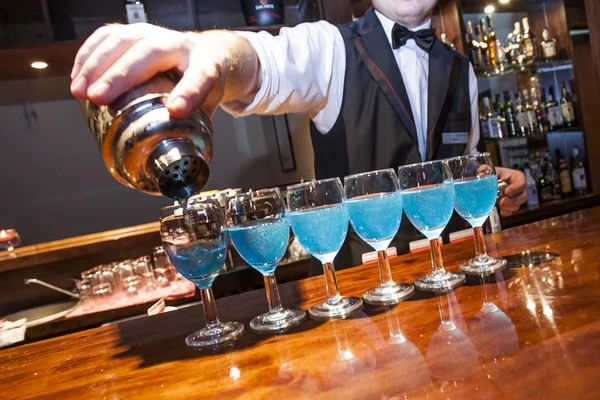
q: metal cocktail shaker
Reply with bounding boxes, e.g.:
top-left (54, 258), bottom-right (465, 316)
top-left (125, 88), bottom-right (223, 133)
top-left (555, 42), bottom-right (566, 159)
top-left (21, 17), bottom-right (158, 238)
top-left (80, 71), bottom-right (213, 200)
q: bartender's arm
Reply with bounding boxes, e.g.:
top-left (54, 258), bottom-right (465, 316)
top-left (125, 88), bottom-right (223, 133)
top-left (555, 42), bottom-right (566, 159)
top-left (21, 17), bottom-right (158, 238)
top-left (71, 22), bottom-right (526, 216)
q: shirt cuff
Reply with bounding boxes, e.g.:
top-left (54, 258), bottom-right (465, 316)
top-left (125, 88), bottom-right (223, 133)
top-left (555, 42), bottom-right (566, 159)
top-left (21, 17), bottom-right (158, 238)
top-left (220, 31), bottom-right (275, 116)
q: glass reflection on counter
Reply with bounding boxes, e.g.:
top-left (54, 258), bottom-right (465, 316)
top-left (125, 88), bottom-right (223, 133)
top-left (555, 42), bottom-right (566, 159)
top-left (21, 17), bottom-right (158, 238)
top-left (322, 317), bottom-right (378, 398)
top-left (469, 273), bottom-right (519, 379)
top-left (375, 305), bottom-right (432, 399)
top-left (426, 292), bottom-right (479, 396)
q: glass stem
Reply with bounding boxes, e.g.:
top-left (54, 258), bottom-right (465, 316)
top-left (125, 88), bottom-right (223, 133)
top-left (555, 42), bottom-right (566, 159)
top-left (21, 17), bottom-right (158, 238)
top-left (429, 238), bottom-right (446, 275)
top-left (200, 288), bottom-right (220, 328)
top-left (323, 262), bottom-right (342, 305)
top-left (384, 305), bottom-right (405, 342)
top-left (473, 226), bottom-right (488, 261)
top-left (377, 250), bottom-right (394, 286)
top-left (332, 321), bottom-right (352, 360)
top-left (264, 273), bottom-right (284, 315)
top-left (438, 295), bottom-right (452, 325)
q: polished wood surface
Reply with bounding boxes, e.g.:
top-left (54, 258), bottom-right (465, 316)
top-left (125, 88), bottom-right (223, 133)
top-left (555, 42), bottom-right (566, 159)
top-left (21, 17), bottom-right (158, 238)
top-left (20, 259), bottom-right (310, 344)
top-left (2, 207), bottom-right (600, 398)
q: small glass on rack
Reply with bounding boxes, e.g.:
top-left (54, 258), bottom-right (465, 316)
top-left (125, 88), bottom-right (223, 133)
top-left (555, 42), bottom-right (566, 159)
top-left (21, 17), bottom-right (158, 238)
top-left (160, 198), bottom-right (243, 349)
top-left (344, 169), bottom-right (414, 305)
top-left (0, 229), bottom-right (21, 258)
top-left (398, 160), bottom-right (465, 292)
top-left (287, 178), bottom-right (363, 320)
top-left (448, 153), bottom-right (507, 275)
top-left (226, 188), bottom-right (306, 332)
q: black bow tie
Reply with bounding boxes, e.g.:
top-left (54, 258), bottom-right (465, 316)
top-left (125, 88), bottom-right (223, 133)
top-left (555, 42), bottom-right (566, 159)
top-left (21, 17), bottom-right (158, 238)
top-left (392, 23), bottom-right (436, 52)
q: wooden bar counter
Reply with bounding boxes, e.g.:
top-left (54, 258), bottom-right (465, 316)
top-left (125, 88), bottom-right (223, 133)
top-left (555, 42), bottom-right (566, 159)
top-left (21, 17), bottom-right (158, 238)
top-left (2, 207), bottom-right (600, 399)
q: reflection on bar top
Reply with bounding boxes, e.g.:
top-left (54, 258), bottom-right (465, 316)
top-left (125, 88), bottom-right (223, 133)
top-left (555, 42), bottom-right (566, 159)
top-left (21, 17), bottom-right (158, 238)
top-left (0, 207), bottom-right (599, 399)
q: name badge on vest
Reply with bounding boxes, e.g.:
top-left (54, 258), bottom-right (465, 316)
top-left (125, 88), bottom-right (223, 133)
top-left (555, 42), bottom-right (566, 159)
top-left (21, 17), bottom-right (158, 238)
top-left (442, 131), bottom-right (469, 145)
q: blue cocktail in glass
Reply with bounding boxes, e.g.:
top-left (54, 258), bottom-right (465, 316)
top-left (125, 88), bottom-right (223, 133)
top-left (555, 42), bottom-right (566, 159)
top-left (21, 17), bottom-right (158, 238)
top-left (398, 160), bottom-right (465, 291)
top-left (344, 169), bottom-right (414, 305)
top-left (287, 178), bottom-right (363, 320)
top-left (160, 198), bottom-right (244, 349)
top-left (227, 188), bottom-right (306, 332)
top-left (448, 153), bottom-right (507, 275)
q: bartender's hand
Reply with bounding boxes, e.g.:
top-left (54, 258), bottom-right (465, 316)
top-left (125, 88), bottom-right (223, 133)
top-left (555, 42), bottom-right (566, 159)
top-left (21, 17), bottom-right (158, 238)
top-left (70, 23), bottom-right (260, 118)
top-left (496, 167), bottom-right (527, 217)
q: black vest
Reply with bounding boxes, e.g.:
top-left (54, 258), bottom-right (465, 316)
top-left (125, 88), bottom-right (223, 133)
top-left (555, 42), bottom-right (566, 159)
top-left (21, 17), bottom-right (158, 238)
top-left (308, 9), bottom-right (473, 273)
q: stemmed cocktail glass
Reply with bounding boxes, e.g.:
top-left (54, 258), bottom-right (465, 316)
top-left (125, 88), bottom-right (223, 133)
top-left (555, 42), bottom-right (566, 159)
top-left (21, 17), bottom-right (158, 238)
top-left (448, 153), bottom-right (507, 275)
top-left (344, 169), bottom-right (414, 304)
top-left (226, 188), bottom-right (306, 332)
top-left (287, 178), bottom-right (363, 320)
top-left (160, 198), bottom-right (243, 349)
top-left (398, 160), bottom-right (465, 291)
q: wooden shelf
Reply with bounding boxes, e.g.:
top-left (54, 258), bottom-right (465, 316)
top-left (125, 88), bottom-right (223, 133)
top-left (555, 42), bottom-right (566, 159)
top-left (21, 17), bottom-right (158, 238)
top-left (0, 41), bottom-right (82, 81)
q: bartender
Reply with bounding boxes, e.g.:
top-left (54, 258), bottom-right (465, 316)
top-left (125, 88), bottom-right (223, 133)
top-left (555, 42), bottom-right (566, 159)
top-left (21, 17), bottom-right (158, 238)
top-left (70, 0), bottom-right (527, 272)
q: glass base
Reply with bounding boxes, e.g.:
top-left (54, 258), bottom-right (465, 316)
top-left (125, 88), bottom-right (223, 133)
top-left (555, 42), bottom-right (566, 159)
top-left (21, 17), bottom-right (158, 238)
top-left (185, 321), bottom-right (244, 350)
top-left (250, 308), bottom-right (306, 333)
top-left (460, 256), bottom-right (507, 276)
top-left (309, 295), bottom-right (363, 321)
top-left (363, 282), bottom-right (415, 305)
top-left (415, 270), bottom-right (466, 292)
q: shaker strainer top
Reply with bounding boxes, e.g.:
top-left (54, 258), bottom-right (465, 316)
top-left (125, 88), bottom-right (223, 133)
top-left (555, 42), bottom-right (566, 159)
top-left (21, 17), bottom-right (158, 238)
top-left (149, 138), bottom-right (209, 200)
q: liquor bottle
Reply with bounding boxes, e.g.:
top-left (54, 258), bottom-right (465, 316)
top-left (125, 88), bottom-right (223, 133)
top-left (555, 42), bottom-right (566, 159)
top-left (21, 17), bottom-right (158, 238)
top-left (524, 164), bottom-right (540, 209)
top-left (510, 22), bottom-right (524, 64)
top-left (473, 23), bottom-right (486, 67)
top-left (544, 151), bottom-right (562, 200)
top-left (521, 17), bottom-right (536, 63)
top-left (560, 81), bottom-right (577, 127)
top-left (556, 149), bottom-right (573, 197)
top-left (481, 97), bottom-right (501, 138)
top-left (540, 27), bottom-right (557, 62)
top-left (546, 86), bottom-right (564, 130)
top-left (493, 95), bottom-right (508, 138)
top-left (125, 0), bottom-right (148, 24)
top-left (537, 165), bottom-right (553, 203)
top-left (480, 98), bottom-right (490, 139)
top-left (479, 19), bottom-right (490, 66)
top-left (466, 21), bottom-right (483, 67)
top-left (485, 16), bottom-right (500, 67)
top-left (523, 89), bottom-right (538, 135)
top-left (570, 146), bottom-right (588, 196)
top-left (532, 87), bottom-right (549, 134)
top-left (515, 90), bottom-right (530, 136)
top-left (503, 91), bottom-right (518, 136)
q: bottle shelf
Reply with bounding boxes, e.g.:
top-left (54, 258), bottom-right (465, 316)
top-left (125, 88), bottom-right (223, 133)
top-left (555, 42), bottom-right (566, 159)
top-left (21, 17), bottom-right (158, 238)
top-left (475, 59), bottom-right (573, 78)
top-left (501, 193), bottom-right (600, 230)
top-left (483, 126), bottom-right (583, 144)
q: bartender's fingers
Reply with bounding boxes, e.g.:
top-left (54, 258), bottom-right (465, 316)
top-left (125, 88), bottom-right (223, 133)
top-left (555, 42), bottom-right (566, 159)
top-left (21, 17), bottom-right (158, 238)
top-left (167, 59), bottom-right (225, 119)
top-left (71, 25), bottom-right (113, 79)
top-left (499, 192), bottom-right (528, 216)
top-left (74, 35), bottom-right (141, 100)
top-left (87, 39), bottom-right (183, 105)
top-left (498, 167), bottom-right (526, 197)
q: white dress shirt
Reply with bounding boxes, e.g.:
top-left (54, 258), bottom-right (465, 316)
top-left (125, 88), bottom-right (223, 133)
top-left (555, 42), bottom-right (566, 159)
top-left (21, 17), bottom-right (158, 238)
top-left (223, 12), bottom-right (480, 159)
